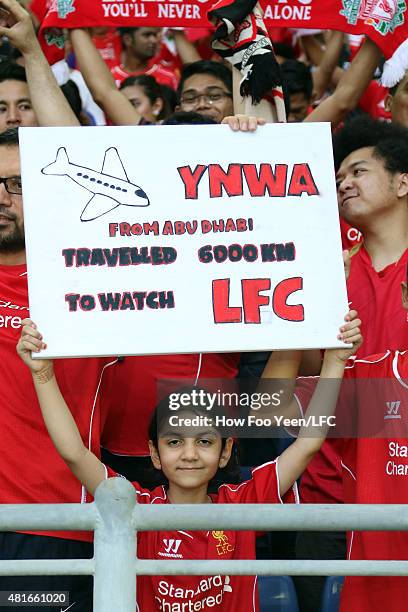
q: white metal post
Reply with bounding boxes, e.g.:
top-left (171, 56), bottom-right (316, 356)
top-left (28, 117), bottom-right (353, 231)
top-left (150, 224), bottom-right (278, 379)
top-left (93, 478), bottom-right (136, 612)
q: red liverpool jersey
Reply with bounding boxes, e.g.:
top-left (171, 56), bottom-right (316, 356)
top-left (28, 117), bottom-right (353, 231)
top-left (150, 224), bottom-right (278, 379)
top-left (101, 353), bottom-right (239, 456)
top-left (0, 264), bottom-right (114, 540)
top-left (295, 352), bottom-right (408, 611)
top-left (347, 245), bottom-right (408, 358)
top-left (293, 377), bottom-right (344, 504)
top-left (106, 460), bottom-right (298, 611)
top-left (301, 246), bottom-right (408, 505)
top-left (339, 218), bottom-right (362, 252)
top-left (339, 350), bottom-right (408, 612)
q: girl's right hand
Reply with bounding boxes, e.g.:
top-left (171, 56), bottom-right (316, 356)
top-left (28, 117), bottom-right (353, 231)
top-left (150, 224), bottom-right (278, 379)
top-left (16, 319), bottom-right (52, 374)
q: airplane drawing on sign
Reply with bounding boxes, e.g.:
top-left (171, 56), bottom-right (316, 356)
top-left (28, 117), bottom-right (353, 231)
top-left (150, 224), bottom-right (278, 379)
top-left (41, 147), bottom-right (150, 221)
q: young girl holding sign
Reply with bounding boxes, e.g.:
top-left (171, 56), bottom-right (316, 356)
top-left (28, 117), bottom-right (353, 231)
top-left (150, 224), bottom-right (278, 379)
top-left (17, 313), bottom-right (361, 611)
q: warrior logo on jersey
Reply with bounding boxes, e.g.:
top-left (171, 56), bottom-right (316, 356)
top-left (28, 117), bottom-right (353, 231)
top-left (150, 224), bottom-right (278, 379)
top-left (340, 0), bottom-right (406, 36)
top-left (159, 539), bottom-right (183, 558)
top-left (163, 539), bottom-right (182, 554)
top-left (384, 401), bottom-right (402, 419)
top-left (211, 531), bottom-right (234, 555)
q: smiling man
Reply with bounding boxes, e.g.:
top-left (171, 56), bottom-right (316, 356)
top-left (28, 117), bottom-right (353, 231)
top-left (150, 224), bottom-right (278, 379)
top-left (334, 116), bottom-right (408, 356)
top-left (293, 117), bottom-right (408, 612)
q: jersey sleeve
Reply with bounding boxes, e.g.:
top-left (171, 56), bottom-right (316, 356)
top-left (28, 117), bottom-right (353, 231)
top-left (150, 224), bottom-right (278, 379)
top-left (294, 374), bottom-right (356, 438)
top-left (294, 376), bottom-right (316, 415)
top-left (217, 460), bottom-right (299, 505)
top-left (103, 465), bottom-right (154, 504)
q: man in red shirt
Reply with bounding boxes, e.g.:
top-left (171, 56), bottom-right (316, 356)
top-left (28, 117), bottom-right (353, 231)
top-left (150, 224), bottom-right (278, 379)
top-left (294, 116), bottom-right (408, 611)
top-left (0, 3), bottom-right (110, 609)
top-left (338, 349), bottom-right (408, 611)
top-left (294, 342), bottom-right (408, 611)
top-left (271, 256), bottom-right (408, 611)
top-left (0, 129), bottom-right (114, 610)
top-left (111, 27), bottom-right (178, 90)
top-left (335, 117), bottom-right (408, 357)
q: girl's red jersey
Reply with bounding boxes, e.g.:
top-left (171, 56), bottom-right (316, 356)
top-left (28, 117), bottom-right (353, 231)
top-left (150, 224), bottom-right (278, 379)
top-left (106, 460), bottom-right (299, 611)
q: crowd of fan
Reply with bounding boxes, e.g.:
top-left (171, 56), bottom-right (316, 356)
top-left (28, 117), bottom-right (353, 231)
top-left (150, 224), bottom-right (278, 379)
top-left (1, 0), bottom-right (408, 610)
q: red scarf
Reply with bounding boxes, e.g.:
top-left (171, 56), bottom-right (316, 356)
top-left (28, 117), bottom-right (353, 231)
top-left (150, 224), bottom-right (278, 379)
top-left (40, 0), bottom-right (408, 86)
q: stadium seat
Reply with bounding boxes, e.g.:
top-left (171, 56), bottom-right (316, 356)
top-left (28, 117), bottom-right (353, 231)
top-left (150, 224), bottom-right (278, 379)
top-left (320, 576), bottom-right (344, 612)
top-left (258, 576), bottom-right (299, 611)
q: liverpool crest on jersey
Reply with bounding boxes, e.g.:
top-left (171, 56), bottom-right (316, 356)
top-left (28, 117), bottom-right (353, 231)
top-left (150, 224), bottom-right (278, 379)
top-left (211, 531), bottom-right (235, 555)
top-left (340, 0), bottom-right (406, 35)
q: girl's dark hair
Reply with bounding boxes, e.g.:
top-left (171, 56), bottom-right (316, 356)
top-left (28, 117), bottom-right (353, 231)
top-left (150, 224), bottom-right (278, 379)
top-left (120, 74), bottom-right (169, 121)
top-left (147, 385), bottom-right (241, 493)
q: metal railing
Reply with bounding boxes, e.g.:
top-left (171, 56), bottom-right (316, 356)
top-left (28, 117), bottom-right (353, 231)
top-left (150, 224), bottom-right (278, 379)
top-left (1, 477), bottom-right (408, 611)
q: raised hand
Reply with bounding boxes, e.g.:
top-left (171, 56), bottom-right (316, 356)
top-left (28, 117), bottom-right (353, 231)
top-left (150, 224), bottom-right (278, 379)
top-left (16, 318), bottom-right (52, 375)
top-left (0, 0), bottom-right (38, 55)
top-left (331, 309), bottom-right (362, 363)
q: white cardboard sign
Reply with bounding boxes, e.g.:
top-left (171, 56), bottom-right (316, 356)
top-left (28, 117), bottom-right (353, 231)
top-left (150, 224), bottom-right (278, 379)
top-left (20, 123), bottom-right (348, 358)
